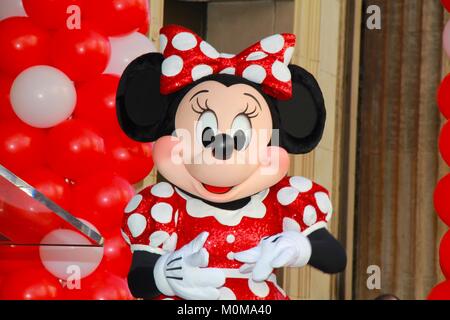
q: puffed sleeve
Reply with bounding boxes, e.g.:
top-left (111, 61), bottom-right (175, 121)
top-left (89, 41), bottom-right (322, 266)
top-left (275, 176), bottom-right (333, 236)
top-left (121, 182), bottom-right (179, 255)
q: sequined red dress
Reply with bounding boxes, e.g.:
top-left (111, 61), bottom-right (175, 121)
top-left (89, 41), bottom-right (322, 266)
top-left (121, 176), bottom-right (332, 300)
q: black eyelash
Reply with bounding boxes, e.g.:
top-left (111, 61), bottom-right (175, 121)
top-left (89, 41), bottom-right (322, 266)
top-left (192, 100), bottom-right (259, 119)
top-left (242, 103), bottom-right (259, 119)
top-left (191, 97), bottom-right (212, 114)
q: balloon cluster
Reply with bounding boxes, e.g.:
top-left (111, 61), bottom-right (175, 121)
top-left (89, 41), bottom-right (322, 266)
top-left (429, 0), bottom-right (450, 300)
top-left (0, 0), bottom-right (156, 300)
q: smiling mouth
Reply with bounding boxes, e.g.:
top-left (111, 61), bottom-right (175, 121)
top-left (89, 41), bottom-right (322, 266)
top-left (202, 184), bottom-right (234, 194)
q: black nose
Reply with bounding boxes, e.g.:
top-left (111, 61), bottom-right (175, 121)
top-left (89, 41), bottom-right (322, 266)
top-left (212, 134), bottom-right (234, 160)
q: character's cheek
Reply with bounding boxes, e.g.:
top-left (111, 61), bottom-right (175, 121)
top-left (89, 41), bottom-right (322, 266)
top-left (153, 135), bottom-right (184, 167)
top-left (260, 146), bottom-right (290, 176)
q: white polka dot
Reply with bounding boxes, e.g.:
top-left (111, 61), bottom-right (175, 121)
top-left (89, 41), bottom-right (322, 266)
top-left (220, 67), bottom-right (236, 75)
top-left (121, 230), bottom-right (131, 244)
top-left (162, 233), bottom-right (178, 252)
top-left (289, 176), bottom-right (313, 193)
top-left (172, 32), bottom-right (197, 51)
top-left (242, 65), bottom-right (267, 84)
top-left (284, 47), bottom-right (295, 64)
top-left (260, 34), bottom-right (285, 53)
top-left (226, 234), bottom-right (235, 244)
top-left (315, 192), bottom-right (332, 214)
top-left (151, 182), bottom-right (174, 198)
top-left (192, 64), bottom-right (213, 81)
top-left (271, 60), bottom-right (291, 82)
top-left (149, 231), bottom-right (170, 247)
top-left (248, 279), bottom-right (270, 298)
top-left (162, 55), bottom-right (183, 77)
top-left (124, 194), bottom-right (142, 213)
top-left (162, 298), bottom-right (174, 300)
top-left (159, 34), bottom-right (168, 53)
top-left (220, 53), bottom-right (235, 59)
top-left (227, 252), bottom-right (235, 260)
top-left (303, 205), bottom-right (317, 227)
top-left (219, 287), bottom-right (237, 300)
top-left (127, 213), bottom-right (147, 238)
top-left (282, 217), bottom-right (301, 232)
top-left (151, 202), bottom-right (173, 224)
top-left (200, 41), bottom-right (219, 59)
top-left (246, 51), bottom-right (268, 61)
top-left (277, 187), bottom-right (299, 206)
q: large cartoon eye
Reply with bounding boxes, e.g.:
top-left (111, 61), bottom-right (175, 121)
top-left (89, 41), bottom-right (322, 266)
top-left (231, 114), bottom-right (252, 151)
top-left (196, 111), bottom-right (218, 148)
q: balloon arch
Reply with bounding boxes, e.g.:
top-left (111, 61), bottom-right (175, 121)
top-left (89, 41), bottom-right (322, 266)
top-left (0, 0), bottom-right (155, 300)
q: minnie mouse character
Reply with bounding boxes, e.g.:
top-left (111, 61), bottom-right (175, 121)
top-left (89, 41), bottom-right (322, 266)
top-left (117, 25), bottom-right (346, 300)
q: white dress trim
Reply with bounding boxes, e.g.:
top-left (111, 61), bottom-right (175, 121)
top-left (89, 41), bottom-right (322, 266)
top-left (175, 188), bottom-right (269, 227)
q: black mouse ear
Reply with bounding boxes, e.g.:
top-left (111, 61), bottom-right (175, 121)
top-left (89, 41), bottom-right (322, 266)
top-left (274, 65), bottom-right (326, 154)
top-left (116, 53), bottom-right (170, 142)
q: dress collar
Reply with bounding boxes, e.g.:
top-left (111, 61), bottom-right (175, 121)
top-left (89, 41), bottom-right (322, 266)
top-left (175, 188), bottom-right (269, 227)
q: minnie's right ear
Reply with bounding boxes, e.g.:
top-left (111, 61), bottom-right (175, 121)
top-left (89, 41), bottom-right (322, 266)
top-left (116, 53), bottom-right (169, 142)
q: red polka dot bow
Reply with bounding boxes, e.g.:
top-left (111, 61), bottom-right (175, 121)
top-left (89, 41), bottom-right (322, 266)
top-left (159, 25), bottom-right (296, 100)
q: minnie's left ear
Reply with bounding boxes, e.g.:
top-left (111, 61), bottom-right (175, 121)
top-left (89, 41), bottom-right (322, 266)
top-left (273, 65), bottom-right (326, 154)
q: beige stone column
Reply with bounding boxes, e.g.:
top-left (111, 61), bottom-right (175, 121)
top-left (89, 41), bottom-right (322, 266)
top-left (283, 0), bottom-right (348, 300)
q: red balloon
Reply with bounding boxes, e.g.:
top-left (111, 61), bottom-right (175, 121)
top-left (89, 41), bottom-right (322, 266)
top-left (442, 0), bottom-right (450, 12)
top-left (85, 0), bottom-right (149, 36)
top-left (438, 74), bottom-right (450, 119)
top-left (97, 229), bottom-right (132, 277)
top-left (435, 175), bottom-right (450, 227)
top-left (62, 271), bottom-right (132, 300)
top-left (138, 20), bottom-right (150, 36)
top-left (21, 168), bottom-right (72, 210)
top-left (0, 17), bottom-right (50, 76)
top-left (0, 120), bottom-right (45, 175)
top-left (0, 268), bottom-right (62, 300)
top-left (138, 7), bottom-right (150, 36)
top-left (105, 135), bottom-right (153, 184)
top-left (46, 120), bottom-right (106, 181)
top-left (440, 230), bottom-right (450, 279)
top-left (71, 172), bottom-right (134, 233)
top-left (439, 121), bottom-right (450, 167)
top-left (74, 74), bottom-right (121, 134)
top-left (0, 168), bottom-right (69, 241)
top-left (23, 0), bottom-right (85, 30)
top-left (50, 28), bottom-right (110, 82)
top-left (0, 74), bottom-right (17, 120)
top-left (0, 245), bottom-right (41, 274)
top-left (428, 281), bottom-right (450, 300)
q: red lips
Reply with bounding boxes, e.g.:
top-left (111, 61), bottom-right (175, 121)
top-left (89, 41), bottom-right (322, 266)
top-left (202, 184), bottom-right (233, 194)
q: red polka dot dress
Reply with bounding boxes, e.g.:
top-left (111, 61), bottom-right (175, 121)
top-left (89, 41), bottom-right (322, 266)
top-left (121, 176), bottom-right (333, 300)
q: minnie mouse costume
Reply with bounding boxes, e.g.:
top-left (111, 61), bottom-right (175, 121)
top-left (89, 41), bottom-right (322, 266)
top-left (117, 25), bottom-right (346, 300)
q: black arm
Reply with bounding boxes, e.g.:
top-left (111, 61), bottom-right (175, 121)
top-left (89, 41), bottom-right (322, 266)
top-left (127, 251), bottom-right (161, 299)
top-left (307, 228), bottom-right (347, 274)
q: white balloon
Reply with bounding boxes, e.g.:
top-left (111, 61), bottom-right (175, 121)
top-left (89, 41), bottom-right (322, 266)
top-left (105, 32), bottom-right (157, 76)
top-left (10, 65), bottom-right (76, 128)
top-left (39, 220), bottom-right (104, 281)
top-left (0, 0), bottom-right (26, 21)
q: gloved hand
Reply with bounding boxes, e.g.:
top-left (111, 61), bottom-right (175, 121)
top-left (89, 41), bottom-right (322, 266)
top-left (234, 231), bottom-right (312, 282)
top-left (153, 231), bottom-right (226, 300)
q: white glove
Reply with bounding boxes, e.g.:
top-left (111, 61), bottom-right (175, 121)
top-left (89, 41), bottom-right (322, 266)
top-left (153, 231), bottom-right (226, 300)
top-left (234, 231), bottom-right (312, 282)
